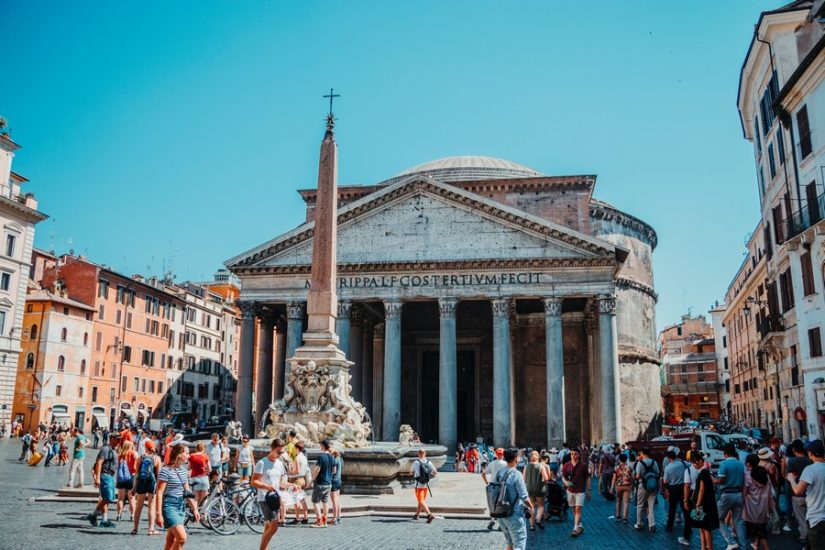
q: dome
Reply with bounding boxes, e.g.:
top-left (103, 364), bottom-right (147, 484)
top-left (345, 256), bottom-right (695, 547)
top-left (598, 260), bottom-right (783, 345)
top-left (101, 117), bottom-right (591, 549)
top-left (388, 155), bottom-right (544, 183)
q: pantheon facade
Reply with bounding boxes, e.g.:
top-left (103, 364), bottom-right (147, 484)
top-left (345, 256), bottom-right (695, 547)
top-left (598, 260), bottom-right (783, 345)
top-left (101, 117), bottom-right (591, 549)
top-left (226, 156), bottom-right (659, 449)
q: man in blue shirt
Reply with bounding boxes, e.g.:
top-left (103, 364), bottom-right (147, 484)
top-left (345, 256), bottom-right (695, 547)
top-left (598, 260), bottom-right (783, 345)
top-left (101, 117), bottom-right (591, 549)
top-left (714, 443), bottom-right (746, 550)
top-left (496, 448), bottom-right (533, 550)
top-left (311, 439), bottom-right (335, 527)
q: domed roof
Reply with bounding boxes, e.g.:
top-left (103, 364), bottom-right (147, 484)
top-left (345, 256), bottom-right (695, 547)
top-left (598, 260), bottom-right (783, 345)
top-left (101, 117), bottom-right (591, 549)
top-left (391, 155), bottom-right (544, 183)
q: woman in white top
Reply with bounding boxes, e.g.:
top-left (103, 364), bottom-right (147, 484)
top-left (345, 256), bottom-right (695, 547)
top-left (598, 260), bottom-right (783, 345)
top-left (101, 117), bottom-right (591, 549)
top-left (235, 436), bottom-right (255, 483)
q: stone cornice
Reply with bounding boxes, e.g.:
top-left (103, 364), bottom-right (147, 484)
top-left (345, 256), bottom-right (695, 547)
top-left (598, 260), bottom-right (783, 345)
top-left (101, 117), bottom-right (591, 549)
top-left (0, 194), bottom-right (48, 223)
top-left (232, 257), bottom-right (617, 276)
top-left (616, 277), bottom-right (658, 302)
top-left (590, 201), bottom-right (657, 250)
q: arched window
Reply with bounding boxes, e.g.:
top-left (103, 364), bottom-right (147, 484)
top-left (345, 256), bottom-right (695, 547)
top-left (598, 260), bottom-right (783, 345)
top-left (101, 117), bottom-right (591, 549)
top-left (60, 328), bottom-right (67, 342)
top-left (30, 324), bottom-right (37, 340)
top-left (25, 353), bottom-right (34, 369)
top-left (57, 355), bottom-right (65, 372)
top-left (83, 332), bottom-right (88, 346)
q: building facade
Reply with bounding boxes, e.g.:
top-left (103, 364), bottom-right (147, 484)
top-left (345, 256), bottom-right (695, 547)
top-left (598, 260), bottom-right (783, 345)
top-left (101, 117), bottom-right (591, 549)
top-left (709, 302), bottom-right (732, 419)
top-left (659, 315), bottom-right (721, 423)
top-left (0, 133), bottom-right (48, 426)
top-left (227, 145), bottom-right (660, 448)
top-left (737, 0), bottom-right (825, 438)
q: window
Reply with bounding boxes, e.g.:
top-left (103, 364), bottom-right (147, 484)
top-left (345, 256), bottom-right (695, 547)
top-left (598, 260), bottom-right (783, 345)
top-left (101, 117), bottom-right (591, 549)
top-left (0, 310), bottom-right (7, 335)
top-left (60, 327), bottom-right (67, 342)
top-left (777, 129), bottom-right (786, 164)
top-left (141, 379), bottom-right (146, 393)
top-left (141, 350), bottom-right (155, 367)
top-left (126, 312), bottom-right (132, 329)
top-left (57, 355), bottom-right (65, 372)
top-left (810, 327), bottom-right (823, 358)
top-left (802, 251), bottom-right (816, 296)
top-left (780, 269), bottom-right (795, 312)
top-left (121, 376), bottom-right (127, 392)
top-left (0, 272), bottom-right (10, 291)
top-left (116, 310), bottom-right (121, 324)
top-left (98, 280), bottom-right (109, 299)
top-left (83, 332), bottom-right (88, 346)
top-left (111, 363), bottom-right (117, 379)
top-left (722, 335), bottom-right (727, 348)
top-left (94, 361), bottom-right (100, 377)
top-left (63, 306), bottom-right (68, 315)
top-left (123, 345), bottom-right (131, 363)
top-left (724, 357), bottom-right (728, 370)
top-left (91, 386), bottom-right (98, 402)
top-left (133, 377), bottom-right (139, 391)
top-left (30, 324), bottom-right (37, 340)
top-left (149, 380), bottom-right (155, 393)
top-left (797, 105), bottom-right (812, 158)
top-left (772, 205), bottom-right (784, 244)
top-left (158, 381), bottom-right (164, 394)
top-left (78, 387), bottom-right (83, 398)
top-left (80, 359), bottom-right (86, 375)
top-left (768, 143), bottom-right (776, 179)
top-left (4, 234), bottom-right (16, 257)
top-left (25, 352), bottom-right (34, 369)
top-left (98, 304), bottom-right (105, 320)
top-left (55, 385), bottom-right (62, 397)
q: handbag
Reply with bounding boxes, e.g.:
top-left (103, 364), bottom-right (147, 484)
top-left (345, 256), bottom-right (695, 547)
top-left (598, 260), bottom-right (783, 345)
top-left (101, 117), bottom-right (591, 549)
top-left (690, 506), bottom-right (705, 522)
top-left (768, 508), bottom-right (781, 535)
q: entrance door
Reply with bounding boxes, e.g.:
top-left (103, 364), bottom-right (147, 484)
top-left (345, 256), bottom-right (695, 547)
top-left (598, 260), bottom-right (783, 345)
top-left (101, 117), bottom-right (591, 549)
top-left (419, 351), bottom-right (439, 443)
top-left (456, 350), bottom-right (476, 442)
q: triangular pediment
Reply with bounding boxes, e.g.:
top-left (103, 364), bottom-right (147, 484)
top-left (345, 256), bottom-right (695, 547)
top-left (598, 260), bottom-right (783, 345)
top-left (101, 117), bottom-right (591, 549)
top-left (226, 175), bottom-right (620, 272)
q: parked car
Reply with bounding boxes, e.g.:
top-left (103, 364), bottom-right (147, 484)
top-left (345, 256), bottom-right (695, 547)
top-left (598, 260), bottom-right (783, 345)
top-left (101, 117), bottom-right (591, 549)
top-left (627, 431), bottom-right (728, 471)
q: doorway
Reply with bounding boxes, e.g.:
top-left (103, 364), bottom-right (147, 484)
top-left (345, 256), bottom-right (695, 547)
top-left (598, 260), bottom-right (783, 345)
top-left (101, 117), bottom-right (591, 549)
top-left (456, 350), bottom-right (476, 443)
top-left (417, 349), bottom-right (478, 444)
top-left (418, 351), bottom-right (439, 443)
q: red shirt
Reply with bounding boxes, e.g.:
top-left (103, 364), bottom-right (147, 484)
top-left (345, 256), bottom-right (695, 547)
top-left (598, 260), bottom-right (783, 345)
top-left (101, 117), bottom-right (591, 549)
top-left (119, 430), bottom-right (133, 442)
top-left (189, 452), bottom-right (210, 478)
top-left (562, 460), bottom-right (589, 493)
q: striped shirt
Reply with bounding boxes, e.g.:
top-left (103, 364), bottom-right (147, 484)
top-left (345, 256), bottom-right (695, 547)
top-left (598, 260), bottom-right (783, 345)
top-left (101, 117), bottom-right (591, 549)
top-left (159, 465), bottom-right (189, 497)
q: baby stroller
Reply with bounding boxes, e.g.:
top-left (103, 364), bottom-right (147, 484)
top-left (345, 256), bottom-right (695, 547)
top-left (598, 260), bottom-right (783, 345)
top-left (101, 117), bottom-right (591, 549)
top-left (544, 481), bottom-right (568, 521)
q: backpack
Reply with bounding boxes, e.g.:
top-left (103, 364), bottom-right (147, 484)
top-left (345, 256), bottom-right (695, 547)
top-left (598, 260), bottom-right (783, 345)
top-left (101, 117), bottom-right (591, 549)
top-left (641, 459), bottom-right (658, 491)
top-left (486, 469), bottom-right (516, 518)
top-left (415, 459), bottom-right (433, 485)
top-left (116, 455), bottom-right (132, 482)
top-left (22, 434), bottom-right (31, 446)
top-left (137, 456), bottom-right (156, 483)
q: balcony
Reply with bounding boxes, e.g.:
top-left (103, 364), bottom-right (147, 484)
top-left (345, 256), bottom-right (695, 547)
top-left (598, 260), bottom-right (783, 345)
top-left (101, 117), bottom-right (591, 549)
top-left (758, 315), bottom-right (784, 339)
top-left (786, 191), bottom-right (825, 240)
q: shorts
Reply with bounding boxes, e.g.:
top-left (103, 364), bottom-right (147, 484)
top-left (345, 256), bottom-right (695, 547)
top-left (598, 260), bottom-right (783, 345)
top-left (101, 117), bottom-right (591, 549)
top-left (415, 487), bottom-right (428, 504)
top-left (116, 478), bottom-right (134, 490)
top-left (135, 478), bottom-right (156, 495)
top-left (190, 476), bottom-right (209, 492)
top-left (99, 474), bottom-right (117, 503)
top-left (312, 484), bottom-right (331, 504)
top-left (331, 479), bottom-right (342, 492)
top-left (259, 499), bottom-right (278, 522)
top-left (238, 463), bottom-right (252, 477)
top-left (162, 495), bottom-right (186, 529)
top-left (498, 513), bottom-right (527, 550)
top-left (567, 491), bottom-right (585, 507)
top-left (746, 521), bottom-right (768, 539)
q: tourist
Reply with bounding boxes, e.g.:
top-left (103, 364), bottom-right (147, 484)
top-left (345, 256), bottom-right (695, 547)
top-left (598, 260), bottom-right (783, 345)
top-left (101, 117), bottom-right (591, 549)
top-left (206, 432), bottom-right (224, 482)
top-left (561, 447), bottom-right (590, 537)
top-left (115, 440), bottom-right (138, 521)
top-left (286, 441), bottom-right (310, 524)
top-left (466, 444), bottom-right (479, 473)
top-left (547, 447), bottom-right (560, 476)
top-left (42, 433), bottom-right (56, 467)
top-left (714, 443), bottom-right (747, 550)
top-left (599, 445), bottom-right (616, 500)
top-left (18, 431), bottom-right (32, 462)
top-left (786, 439), bottom-right (813, 544)
top-left (684, 451), bottom-right (718, 550)
top-left (633, 447), bottom-right (660, 532)
top-left (66, 428), bottom-right (87, 488)
top-left (92, 427), bottom-right (100, 449)
top-left (330, 448), bottom-right (343, 525)
top-left (743, 453), bottom-right (773, 550)
top-left (221, 435), bottom-right (231, 477)
top-left (455, 443), bottom-right (467, 472)
top-left (188, 442), bottom-right (211, 504)
top-left (522, 450), bottom-right (549, 531)
top-left (482, 447), bottom-right (507, 530)
top-left (235, 435), bottom-right (255, 484)
top-left (88, 438), bottom-right (118, 528)
top-left (131, 439), bottom-right (162, 536)
top-left (158, 444), bottom-right (198, 550)
top-left (285, 430), bottom-right (298, 461)
top-left (57, 432), bottom-right (69, 465)
top-left (310, 439), bottom-right (335, 527)
top-left (788, 439), bottom-right (825, 549)
top-left (252, 438), bottom-right (296, 550)
top-left (496, 448), bottom-right (533, 550)
top-left (412, 448), bottom-right (438, 523)
top-left (611, 453), bottom-right (633, 524)
top-left (663, 450), bottom-right (689, 534)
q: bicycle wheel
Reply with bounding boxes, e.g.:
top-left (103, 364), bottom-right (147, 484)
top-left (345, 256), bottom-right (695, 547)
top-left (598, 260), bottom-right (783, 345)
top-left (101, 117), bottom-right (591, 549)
top-left (242, 498), bottom-right (265, 534)
top-left (205, 496), bottom-right (241, 535)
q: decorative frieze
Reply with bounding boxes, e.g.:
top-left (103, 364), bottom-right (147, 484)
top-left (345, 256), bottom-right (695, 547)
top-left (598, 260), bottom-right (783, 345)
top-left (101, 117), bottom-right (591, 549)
top-left (616, 277), bottom-right (658, 302)
top-left (590, 201), bottom-right (658, 249)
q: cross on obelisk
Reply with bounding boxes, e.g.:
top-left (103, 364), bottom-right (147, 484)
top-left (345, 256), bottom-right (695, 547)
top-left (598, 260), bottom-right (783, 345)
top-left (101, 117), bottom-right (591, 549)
top-left (323, 88), bottom-right (340, 118)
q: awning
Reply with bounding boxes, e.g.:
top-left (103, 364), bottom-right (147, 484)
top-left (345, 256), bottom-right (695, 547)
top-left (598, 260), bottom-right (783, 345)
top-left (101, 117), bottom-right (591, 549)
top-left (52, 413), bottom-right (71, 426)
top-left (92, 413), bottom-right (110, 430)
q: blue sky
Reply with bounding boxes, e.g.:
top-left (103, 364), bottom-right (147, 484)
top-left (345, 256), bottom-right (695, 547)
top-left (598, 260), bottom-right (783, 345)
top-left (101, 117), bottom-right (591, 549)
top-left (2, 1), bottom-right (781, 331)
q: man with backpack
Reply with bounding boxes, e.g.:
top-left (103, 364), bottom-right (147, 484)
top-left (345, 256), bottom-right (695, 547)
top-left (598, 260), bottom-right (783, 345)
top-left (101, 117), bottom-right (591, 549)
top-left (412, 448), bottom-right (438, 523)
top-left (88, 441), bottom-right (118, 528)
top-left (489, 448), bottom-right (532, 550)
top-left (18, 431), bottom-right (32, 462)
top-left (633, 447), bottom-right (660, 532)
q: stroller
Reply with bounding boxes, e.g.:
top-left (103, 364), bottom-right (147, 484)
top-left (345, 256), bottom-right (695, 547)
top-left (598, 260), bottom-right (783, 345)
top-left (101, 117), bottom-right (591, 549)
top-left (544, 481), bottom-right (568, 521)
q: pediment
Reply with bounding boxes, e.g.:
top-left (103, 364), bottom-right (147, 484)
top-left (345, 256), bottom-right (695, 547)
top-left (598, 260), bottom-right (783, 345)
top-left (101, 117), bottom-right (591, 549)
top-left (227, 176), bottom-right (621, 273)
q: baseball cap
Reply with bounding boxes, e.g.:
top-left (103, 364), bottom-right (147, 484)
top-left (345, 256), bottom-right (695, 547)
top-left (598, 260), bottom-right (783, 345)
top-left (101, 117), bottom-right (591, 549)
top-left (495, 448), bottom-right (504, 458)
top-left (144, 440), bottom-right (155, 452)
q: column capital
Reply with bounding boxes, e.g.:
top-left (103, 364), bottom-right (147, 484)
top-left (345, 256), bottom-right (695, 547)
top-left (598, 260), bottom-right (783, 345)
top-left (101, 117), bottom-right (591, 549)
top-left (438, 298), bottom-right (457, 319)
top-left (542, 297), bottom-right (563, 317)
top-left (374, 322), bottom-right (385, 338)
top-left (237, 300), bottom-right (259, 320)
top-left (383, 300), bottom-right (403, 320)
top-left (337, 301), bottom-right (352, 319)
top-left (351, 305), bottom-right (363, 324)
top-left (597, 295), bottom-right (617, 315)
top-left (286, 302), bottom-right (305, 320)
top-left (491, 298), bottom-right (511, 318)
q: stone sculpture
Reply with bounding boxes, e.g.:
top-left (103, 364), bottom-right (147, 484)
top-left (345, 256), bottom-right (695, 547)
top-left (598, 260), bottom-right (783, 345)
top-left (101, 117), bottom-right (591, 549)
top-left (225, 421), bottom-right (244, 443)
top-left (398, 424), bottom-right (420, 446)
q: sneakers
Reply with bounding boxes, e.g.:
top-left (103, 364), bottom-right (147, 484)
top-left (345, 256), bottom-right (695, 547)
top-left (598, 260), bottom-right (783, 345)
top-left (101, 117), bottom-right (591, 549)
top-left (426, 515), bottom-right (437, 524)
top-left (783, 524), bottom-right (792, 532)
top-left (300, 519), bottom-right (308, 525)
top-left (536, 521), bottom-right (544, 531)
top-left (99, 520), bottom-right (116, 528)
top-left (487, 520), bottom-right (495, 530)
top-left (310, 522), bottom-right (326, 528)
top-left (87, 514), bottom-right (99, 527)
top-left (634, 524), bottom-right (644, 530)
top-left (286, 519), bottom-right (299, 525)
top-left (677, 537), bottom-right (690, 546)
top-left (413, 515), bottom-right (420, 521)
top-left (725, 544), bottom-right (740, 550)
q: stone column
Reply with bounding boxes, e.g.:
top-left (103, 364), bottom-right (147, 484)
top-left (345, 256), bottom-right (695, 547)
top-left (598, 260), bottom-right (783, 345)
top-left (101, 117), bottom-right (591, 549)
top-left (373, 322), bottom-right (385, 440)
top-left (438, 298), bottom-right (458, 452)
top-left (585, 310), bottom-right (600, 443)
top-left (543, 297), bottom-right (565, 449)
top-left (284, 302), bottom-right (304, 384)
top-left (273, 318), bottom-right (287, 400)
top-left (349, 307), bottom-right (363, 403)
top-left (361, 318), bottom-right (373, 417)
top-left (236, 300), bottom-right (258, 433)
top-left (255, 310), bottom-right (276, 432)
top-left (335, 301), bottom-right (352, 357)
top-left (598, 295), bottom-right (621, 443)
top-left (382, 301), bottom-right (403, 441)
top-left (492, 298), bottom-right (513, 447)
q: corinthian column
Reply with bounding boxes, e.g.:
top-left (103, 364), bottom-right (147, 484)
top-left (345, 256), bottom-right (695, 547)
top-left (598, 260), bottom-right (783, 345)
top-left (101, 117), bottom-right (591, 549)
top-left (284, 302), bottom-right (304, 385)
top-left (492, 298), bottom-right (512, 447)
top-left (255, 309), bottom-right (276, 432)
top-left (438, 298), bottom-right (457, 452)
top-left (382, 300), bottom-right (403, 440)
top-left (543, 297), bottom-right (565, 449)
top-left (598, 295), bottom-right (621, 443)
top-left (236, 300), bottom-right (258, 433)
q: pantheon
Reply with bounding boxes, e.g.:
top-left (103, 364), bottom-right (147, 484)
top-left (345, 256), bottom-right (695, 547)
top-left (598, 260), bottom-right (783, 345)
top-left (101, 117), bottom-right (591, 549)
top-left (226, 154), bottom-right (659, 449)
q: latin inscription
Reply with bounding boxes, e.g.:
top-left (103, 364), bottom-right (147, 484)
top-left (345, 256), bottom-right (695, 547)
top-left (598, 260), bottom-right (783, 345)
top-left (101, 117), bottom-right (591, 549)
top-left (304, 272), bottom-right (543, 289)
